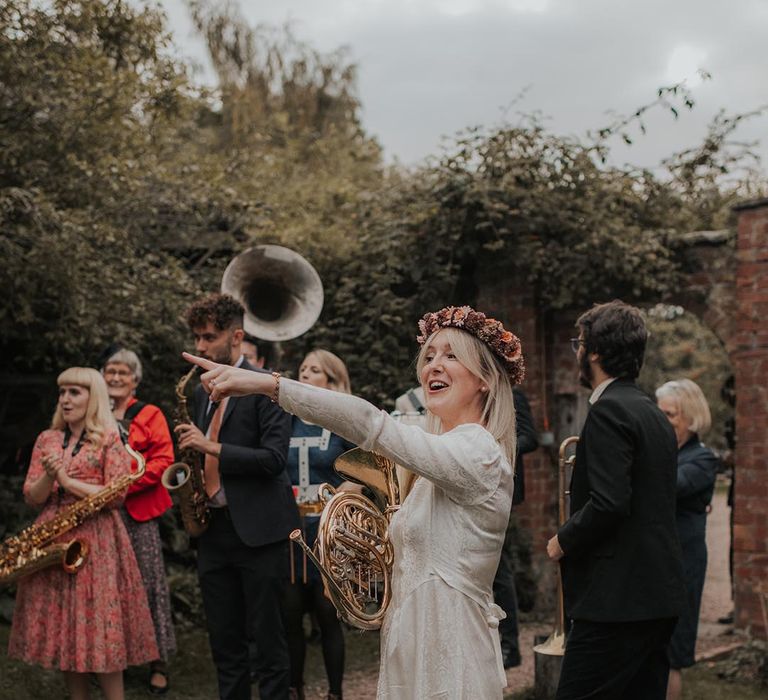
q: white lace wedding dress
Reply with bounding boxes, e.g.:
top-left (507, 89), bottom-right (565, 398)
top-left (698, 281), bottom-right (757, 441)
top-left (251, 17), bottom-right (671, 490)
top-left (279, 379), bottom-right (513, 699)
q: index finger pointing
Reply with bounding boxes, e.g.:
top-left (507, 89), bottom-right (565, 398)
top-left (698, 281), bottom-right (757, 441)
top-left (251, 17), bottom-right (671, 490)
top-left (182, 352), bottom-right (217, 371)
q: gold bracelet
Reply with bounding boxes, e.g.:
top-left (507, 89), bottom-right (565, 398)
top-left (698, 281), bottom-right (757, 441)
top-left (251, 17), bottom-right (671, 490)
top-left (271, 371), bottom-right (281, 403)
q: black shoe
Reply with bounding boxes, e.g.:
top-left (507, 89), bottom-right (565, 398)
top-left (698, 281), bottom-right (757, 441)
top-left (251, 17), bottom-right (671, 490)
top-left (148, 668), bottom-right (169, 695)
top-left (503, 650), bottom-right (522, 669)
top-left (717, 611), bottom-right (734, 625)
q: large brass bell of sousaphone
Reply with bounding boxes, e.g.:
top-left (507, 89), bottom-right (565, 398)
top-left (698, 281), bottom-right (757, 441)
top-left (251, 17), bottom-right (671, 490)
top-left (221, 244), bottom-right (324, 342)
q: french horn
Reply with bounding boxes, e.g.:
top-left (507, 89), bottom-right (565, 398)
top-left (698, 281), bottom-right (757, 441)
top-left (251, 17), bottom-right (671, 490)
top-left (290, 448), bottom-right (401, 631)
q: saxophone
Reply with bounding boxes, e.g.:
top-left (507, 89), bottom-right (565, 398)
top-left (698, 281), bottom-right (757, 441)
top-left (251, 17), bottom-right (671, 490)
top-left (0, 442), bottom-right (146, 586)
top-left (161, 366), bottom-right (210, 537)
top-left (290, 448), bottom-right (401, 630)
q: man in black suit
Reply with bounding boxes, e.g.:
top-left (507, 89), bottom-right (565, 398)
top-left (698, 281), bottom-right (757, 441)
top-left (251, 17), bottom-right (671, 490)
top-left (493, 387), bottom-right (539, 668)
top-left (546, 300), bottom-right (685, 700)
top-left (176, 293), bottom-right (299, 700)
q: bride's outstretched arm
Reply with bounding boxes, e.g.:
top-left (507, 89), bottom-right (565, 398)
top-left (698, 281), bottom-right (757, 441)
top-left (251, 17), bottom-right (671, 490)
top-left (183, 353), bottom-right (501, 504)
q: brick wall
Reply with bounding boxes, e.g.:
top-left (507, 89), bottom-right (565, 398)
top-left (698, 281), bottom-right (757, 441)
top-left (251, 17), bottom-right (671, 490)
top-left (475, 208), bottom-right (767, 637)
top-left (731, 199), bottom-right (768, 639)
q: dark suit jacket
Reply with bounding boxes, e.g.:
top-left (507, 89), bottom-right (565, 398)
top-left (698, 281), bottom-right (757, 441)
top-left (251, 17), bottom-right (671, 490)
top-left (193, 361), bottom-right (300, 548)
top-left (558, 379), bottom-right (685, 622)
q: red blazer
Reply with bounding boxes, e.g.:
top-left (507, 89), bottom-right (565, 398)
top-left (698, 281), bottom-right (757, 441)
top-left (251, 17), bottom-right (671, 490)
top-left (124, 398), bottom-right (174, 522)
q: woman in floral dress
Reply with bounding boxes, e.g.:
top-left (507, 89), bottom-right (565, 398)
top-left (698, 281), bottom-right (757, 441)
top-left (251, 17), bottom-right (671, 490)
top-left (8, 367), bottom-right (158, 700)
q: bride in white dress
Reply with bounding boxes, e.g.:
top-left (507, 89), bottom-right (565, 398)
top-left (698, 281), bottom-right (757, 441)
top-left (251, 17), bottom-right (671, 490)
top-left (184, 305), bottom-right (525, 700)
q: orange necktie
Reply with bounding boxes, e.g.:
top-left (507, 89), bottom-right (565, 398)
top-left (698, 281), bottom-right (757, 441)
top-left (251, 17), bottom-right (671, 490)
top-left (204, 398), bottom-right (228, 498)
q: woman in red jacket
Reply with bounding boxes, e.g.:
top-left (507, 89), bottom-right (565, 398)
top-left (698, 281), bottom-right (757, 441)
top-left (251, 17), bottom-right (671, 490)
top-left (102, 348), bottom-right (177, 695)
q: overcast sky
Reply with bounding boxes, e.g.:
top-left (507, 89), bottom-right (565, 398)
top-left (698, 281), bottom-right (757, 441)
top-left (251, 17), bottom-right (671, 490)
top-left (158, 0), bottom-right (768, 174)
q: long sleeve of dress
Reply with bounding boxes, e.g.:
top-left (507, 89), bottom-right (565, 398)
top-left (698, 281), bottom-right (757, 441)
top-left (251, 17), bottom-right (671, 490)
top-left (279, 379), bottom-right (502, 505)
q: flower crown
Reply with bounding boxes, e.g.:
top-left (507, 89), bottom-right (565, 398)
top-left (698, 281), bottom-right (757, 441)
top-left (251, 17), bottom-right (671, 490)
top-left (416, 306), bottom-right (525, 385)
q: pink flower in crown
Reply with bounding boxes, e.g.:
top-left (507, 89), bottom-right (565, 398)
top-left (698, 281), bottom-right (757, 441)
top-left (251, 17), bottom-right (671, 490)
top-left (416, 305), bottom-right (525, 384)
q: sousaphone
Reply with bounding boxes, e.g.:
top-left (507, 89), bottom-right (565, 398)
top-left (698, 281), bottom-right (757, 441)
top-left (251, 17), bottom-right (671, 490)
top-left (221, 244), bottom-right (324, 341)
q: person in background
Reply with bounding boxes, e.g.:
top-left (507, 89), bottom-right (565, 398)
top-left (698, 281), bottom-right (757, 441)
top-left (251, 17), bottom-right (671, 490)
top-left (8, 368), bottom-right (158, 700)
top-left (175, 293), bottom-right (298, 700)
top-left (492, 386), bottom-right (539, 668)
top-left (284, 349), bottom-right (357, 700)
top-left (102, 348), bottom-right (177, 695)
top-left (242, 333), bottom-right (280, 371)
top-left (655, 379), bottom-right (719, 700)
top-left (547, 301), bottom-right (684, 700)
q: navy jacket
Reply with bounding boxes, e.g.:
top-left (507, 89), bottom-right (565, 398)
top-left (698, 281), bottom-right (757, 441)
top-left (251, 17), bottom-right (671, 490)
top-left (675, 435), bottom-right (719, 548)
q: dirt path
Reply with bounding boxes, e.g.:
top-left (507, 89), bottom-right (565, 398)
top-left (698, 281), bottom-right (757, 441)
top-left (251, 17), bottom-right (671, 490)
top-left (696, 479), bottom-right (737, 657)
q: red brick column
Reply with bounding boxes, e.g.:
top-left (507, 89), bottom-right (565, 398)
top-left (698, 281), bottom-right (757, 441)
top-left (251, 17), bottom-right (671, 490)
top-left (477, 278), bottom-right (557, 610)
top-left (732, 198), bottom-right (768, 639)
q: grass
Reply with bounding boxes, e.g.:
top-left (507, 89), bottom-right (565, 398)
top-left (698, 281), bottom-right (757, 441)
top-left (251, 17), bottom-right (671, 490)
top-left (2, 622), bottom-right (764, 699)
top-left (0, 621), bottom-right (380, 699)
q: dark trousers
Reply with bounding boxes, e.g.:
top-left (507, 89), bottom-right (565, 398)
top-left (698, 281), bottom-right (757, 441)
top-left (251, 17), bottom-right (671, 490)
top-left (198, 509), bottom-right (290, 700)
top-left (555, 617), bottom-right (676, 700)
top-left (492, 528), bottom-right (520, 659)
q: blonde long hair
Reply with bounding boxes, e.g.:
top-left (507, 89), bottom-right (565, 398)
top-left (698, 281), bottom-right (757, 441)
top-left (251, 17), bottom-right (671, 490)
top-left (51, 367), bottom-right (117, 448)
top-left (302, 349), bottom-right (352, 394)
top-left (415, 328), bottom-right (517, 466)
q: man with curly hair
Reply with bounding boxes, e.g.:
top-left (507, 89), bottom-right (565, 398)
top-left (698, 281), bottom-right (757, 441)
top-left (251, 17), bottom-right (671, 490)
top-left (176, 293), bottom-right (299, 700)
top-left (547, 300), bottom-right (685, 700)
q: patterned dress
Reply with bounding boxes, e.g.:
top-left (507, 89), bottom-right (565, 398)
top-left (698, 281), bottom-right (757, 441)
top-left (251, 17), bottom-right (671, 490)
top-left (8, 429), bottom-right (159, 673)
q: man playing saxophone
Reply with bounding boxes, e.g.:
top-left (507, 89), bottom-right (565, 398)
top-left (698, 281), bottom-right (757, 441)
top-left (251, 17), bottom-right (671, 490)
top-left (6, 367), bottom-right (158, 700)
top-left (174, 293), bottom-right (299, 700)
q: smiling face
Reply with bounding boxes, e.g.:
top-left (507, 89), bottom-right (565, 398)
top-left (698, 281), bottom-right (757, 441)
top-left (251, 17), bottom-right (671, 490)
top-left (299, 352), bottom-right (331, 389)
top-left (418, 330), bottom-right (486, 432)
top-left (103, 362), bottom-right (138, 405)
top-left (58, 384), bottom-right (90, 431)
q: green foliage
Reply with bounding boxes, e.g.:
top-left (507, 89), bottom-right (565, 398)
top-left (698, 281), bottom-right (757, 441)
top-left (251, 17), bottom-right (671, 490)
top-left (638, 306), bottom-right (733, 451)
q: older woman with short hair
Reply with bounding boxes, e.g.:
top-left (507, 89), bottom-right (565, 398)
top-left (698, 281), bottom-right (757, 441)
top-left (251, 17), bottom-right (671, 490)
top-left (102, 349), bottom-right (177, 695)
top-left (656, 378), bottom-right (720, 700)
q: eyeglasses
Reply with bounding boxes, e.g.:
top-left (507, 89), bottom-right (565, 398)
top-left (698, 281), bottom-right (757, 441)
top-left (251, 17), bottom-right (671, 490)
top-left (569, 338), bottom-right (585, 354)
top-left (103, 368), bottom-right (133, 378)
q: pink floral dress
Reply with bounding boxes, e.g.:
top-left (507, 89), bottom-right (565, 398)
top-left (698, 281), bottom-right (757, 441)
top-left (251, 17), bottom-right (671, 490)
top-left (7, 429), bottom-right (159, 673)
